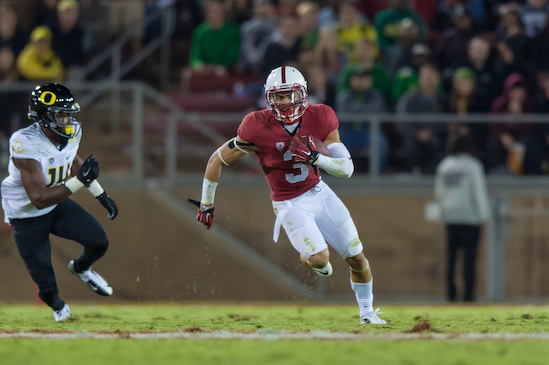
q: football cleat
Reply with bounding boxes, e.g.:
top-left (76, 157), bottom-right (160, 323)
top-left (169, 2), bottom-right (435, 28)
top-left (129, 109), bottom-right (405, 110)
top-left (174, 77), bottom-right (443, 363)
top-left (360, 307), bottom-right (386, 324)
top-left (53, 303), bottom-right (71, 322)
top-left (68, 260), bottom-right (113, 296)
top-left (309, 261), bottom-right (333, 277)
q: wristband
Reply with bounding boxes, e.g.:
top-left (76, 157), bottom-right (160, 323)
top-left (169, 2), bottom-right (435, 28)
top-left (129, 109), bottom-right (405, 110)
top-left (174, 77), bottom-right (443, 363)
top-left (87, 180), bottom-right (105, 197)
top-left (201, 178), bottom-right (218, 205)
top-left (64, 176), bottom-right (84, 193)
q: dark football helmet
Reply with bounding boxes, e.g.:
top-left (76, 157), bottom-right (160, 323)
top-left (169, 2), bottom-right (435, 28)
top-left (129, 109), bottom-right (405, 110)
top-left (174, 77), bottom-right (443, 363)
top-left (28, 83), bottom-right (81, 139)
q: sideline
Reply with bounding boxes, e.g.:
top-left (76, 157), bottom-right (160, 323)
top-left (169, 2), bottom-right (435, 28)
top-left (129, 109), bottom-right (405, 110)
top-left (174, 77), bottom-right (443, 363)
top-left (1, 330), bottom-right (548, 341)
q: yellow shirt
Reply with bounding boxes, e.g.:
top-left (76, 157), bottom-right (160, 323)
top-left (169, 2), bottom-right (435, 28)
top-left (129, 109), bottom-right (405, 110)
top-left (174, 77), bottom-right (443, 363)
top-left (336, 22), bottom-right (379, 62)
top-left (17, 45), bottom-right (64, 83)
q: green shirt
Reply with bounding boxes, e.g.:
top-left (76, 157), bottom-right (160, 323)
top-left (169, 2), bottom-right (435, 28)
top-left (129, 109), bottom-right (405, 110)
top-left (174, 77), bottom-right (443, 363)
top-left (374, 9), bottom-right (427, 51)
top-left (189, 22), bottom-right (241, 69)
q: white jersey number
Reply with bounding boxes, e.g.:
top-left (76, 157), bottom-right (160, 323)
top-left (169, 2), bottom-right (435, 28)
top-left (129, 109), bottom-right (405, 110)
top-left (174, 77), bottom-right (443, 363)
top-left (284, 150), bottom-right (308, 184)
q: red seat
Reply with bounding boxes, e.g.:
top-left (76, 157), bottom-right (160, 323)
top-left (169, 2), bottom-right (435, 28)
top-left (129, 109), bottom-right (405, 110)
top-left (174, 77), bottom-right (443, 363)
top-left (166, 92), bottom-right (254, 112)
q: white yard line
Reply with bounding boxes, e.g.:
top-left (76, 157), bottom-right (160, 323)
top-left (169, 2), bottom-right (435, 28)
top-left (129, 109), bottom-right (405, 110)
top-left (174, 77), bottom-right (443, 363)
top-left (1, 330), bottom-right (549, 341)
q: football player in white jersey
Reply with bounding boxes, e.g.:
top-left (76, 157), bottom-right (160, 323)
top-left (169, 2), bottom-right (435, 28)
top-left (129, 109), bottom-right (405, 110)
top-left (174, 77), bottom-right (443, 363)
top-left (1, 84), bottom-right (118, 322)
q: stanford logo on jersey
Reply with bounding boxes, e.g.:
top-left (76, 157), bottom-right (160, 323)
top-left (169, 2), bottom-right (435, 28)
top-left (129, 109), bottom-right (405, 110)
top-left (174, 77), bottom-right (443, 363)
top-left (276, 142), bottom-right (285, 151)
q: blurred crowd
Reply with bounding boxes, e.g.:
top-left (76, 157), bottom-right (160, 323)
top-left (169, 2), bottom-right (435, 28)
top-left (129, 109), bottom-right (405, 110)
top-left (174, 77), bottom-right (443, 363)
top-left (182, 0), bottom-right (549, 176)
top-left (2, 0), bottom-right (549, 176)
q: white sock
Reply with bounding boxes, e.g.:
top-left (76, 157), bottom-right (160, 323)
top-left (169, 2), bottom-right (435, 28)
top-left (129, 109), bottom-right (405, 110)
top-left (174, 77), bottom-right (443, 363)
top-left (350, 277), bottom-right (373, 315)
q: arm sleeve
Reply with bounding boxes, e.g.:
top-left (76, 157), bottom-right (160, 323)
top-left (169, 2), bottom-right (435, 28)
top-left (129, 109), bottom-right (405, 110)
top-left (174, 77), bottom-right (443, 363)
top-left (314, 142), bottom-right (354, 178)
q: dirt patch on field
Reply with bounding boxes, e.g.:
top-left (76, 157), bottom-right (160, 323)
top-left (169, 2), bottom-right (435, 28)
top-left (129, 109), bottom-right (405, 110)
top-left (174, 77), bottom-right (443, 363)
top-left (404, 316), bottom-right (440, 333)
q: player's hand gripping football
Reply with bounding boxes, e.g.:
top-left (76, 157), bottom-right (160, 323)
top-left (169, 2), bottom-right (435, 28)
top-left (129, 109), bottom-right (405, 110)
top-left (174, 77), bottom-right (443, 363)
top-left (289, 136), bottom-right (319, 165)
top-left (77, 155), bottom-right (99, 185)
top-left (188, 199), bottom-right (215, 230)
top-left (96, 192), bottom-right (118, 220)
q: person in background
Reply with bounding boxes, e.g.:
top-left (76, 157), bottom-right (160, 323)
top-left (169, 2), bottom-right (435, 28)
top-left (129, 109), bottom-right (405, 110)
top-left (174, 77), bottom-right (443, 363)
top-left (488, 73), bottom-right (538, 175)
top-left (261, 16), bottom-right (302, 76)
top-left (17, 26), bottom-right (64, 83)
top-left (189, 0), bottom-right (240, 72)
top-left (434, 131), bottom-right (489, 302)
top-left (297, 1), bottom-right (320, 49)
top-left (334, 0), bottom-right (379, 63)
top-left (374, 0), bottom-right (427, 51)
top-left (396, 63), bottom-right (447, 174)
top-left (238, 0), bottom-right (278, 77)
top-left (336, 68), bottom-right (389, 173)
top-left (51, 0), bottom-right (85, 80)
top-left (338, 38), bottom-right (391, 104)
top-left (0, 3), bottom-right (28, 56)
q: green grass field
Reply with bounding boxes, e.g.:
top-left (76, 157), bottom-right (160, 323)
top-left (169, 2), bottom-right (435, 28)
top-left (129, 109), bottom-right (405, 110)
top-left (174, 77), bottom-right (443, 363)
top-left (0, 302), bottom-right (548, 365)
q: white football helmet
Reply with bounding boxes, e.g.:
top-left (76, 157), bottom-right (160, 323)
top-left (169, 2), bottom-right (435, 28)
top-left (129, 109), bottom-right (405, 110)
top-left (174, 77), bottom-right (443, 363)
top-left (264, 66), bottom-right (308, 124)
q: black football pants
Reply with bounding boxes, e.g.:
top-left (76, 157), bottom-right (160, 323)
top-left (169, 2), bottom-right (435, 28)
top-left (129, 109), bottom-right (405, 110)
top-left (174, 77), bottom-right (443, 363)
top-left (10, 199), bottom-right (108, 310)
top-left (446, 224), bottom-right (480, 302)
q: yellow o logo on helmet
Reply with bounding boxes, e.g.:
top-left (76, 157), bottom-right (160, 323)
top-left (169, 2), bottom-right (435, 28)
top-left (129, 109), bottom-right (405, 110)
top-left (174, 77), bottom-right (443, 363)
top-left (40, 91), bottom-right (57, 105)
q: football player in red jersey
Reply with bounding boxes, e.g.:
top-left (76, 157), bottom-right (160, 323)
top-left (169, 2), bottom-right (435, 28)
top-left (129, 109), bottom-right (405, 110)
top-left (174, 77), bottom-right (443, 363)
top-left (191, 66), bottom-right (386, 324)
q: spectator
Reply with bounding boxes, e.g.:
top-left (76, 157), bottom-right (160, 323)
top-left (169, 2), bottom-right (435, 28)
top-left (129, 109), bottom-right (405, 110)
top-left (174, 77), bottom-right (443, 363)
top-left (17, 26), bottom-right (64, 83)
top-left (337, 39), bottom-right (391, 103)
top-left (0, 46), bottom-right (17, 83)
top-left (51, 0), bottom-right (85, 80)
top-left (78, 0), bottom-right (110, 57)
top-left (317, 0), bottom-right (338, 28)
top-left (434, 131), bottom-right (489, 302)
top-left (336, 69), bottom-right (389, 173)
top-left (226, 0), bottom-right (253, 25)
top-left (314, 27), bottom-right (345, 80)
top-left (448, 67), bottom-right (489, 162)
top-left (521, 0), bottom-right (549, 69)
top-left (374, 0), bottom-right (427, 51)
top-left (238, 0), bottom-right (278, 77)
top-left (458, 36), bottom-right (498, 108)
top-left (306, 64), bottom-right (336, 108)
top-left (334, 1), bottom-right (379, 63)
top-left (0, 3), bottom-right (28, 56)
top-left (493, 4), bottom-right (530, 88)
top-left (383, 18), bottom-right (420, 78)
top-left (534, 72), bottom-right (549, 173)
top-left (274, 0), bottom-right (298, 17)
top-left (33, 0), bottom-right (60, 29)
top-left (261, 16), bottom-right (301, 76)
top-left (488, 73), bottom-right (539, 175)
top-left (390, 43), bottom-right (431, 107)
top-left (434, 0), bottom-right (487, 31)
top-left (189, 0), bottom-right (240, 72)
top-left (396, 63), bottom-right (447, 174)
top-left (297, 1), bottom-right (320, 49)
top-left (435, 9), bottom-right (475, 73)
top-left (106, 0), bottom-right (145, 55)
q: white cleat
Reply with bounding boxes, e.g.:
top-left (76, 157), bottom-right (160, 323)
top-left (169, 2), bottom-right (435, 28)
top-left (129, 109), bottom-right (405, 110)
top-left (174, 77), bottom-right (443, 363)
top-left (310, 261), bottom-right (333, 277)
top-left (68, 260), bottom-right (113, 296)
top-left (360, 308), bottom-right (386, 324)
top-left (53, 304), bottom-right (71, 322)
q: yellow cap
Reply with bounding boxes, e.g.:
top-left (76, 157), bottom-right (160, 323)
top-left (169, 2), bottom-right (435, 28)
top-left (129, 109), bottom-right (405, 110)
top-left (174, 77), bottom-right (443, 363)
top-left (57, 0), bottom-right (79, 12)
top-left (30, 26), bottom-right (52, 42)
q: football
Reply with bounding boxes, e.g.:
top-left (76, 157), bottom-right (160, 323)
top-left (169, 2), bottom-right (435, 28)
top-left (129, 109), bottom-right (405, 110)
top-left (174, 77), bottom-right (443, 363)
top-left (291, 136), bottom-right (331, 156)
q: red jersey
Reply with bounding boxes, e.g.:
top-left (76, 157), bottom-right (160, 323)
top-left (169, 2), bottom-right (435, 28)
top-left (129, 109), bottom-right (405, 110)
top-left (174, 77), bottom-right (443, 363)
top-left (237, 104), bottom-right (339, 201)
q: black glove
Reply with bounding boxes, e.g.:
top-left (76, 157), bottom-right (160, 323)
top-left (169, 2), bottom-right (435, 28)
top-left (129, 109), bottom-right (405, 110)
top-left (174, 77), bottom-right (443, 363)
top-left (97, 192), bottom-right (118, 220)
top-left (77, 155), bottom-right (99, 185)
top-left (188, 199), bottom-right (214, 230)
